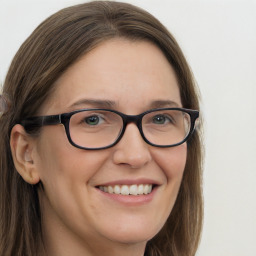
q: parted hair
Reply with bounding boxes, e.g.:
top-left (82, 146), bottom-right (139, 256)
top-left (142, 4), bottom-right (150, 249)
top-left (0, 1), bottom-right (203, 255)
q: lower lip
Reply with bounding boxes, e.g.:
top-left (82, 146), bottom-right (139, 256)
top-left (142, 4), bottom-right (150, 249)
top-left (96, 186), bottom-right (158, 206)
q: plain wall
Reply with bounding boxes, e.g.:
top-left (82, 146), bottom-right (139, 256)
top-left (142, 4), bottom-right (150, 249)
top-left (1, 0), bottom-right (256, 255)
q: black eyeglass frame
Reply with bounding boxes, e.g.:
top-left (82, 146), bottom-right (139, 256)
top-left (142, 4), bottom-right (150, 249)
top-left (21, 108), bottom-right (199, 150)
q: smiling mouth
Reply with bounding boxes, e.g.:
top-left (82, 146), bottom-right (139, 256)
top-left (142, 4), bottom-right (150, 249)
top-left (98, 184), bottom-right (154, 196)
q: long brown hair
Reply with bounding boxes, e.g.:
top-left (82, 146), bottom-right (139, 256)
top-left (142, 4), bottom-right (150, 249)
top-left (0, 1), bottom-right (203, 255)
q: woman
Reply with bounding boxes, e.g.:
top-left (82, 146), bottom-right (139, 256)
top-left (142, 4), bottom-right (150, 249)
top-left (0, 1), bottom-right (203, 256)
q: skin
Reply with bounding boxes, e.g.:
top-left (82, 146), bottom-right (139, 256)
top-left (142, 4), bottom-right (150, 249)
top-left (11, 39), bottom-right (187, 256)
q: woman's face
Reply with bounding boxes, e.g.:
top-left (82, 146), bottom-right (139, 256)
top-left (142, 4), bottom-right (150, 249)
top-left (34, 39), bottom-right (187, 253)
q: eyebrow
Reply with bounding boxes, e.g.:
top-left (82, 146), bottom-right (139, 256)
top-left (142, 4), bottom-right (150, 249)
top-left (70, 99), bottom-right (116, 109)
top-left (69, 99), bottom-right (180, 110)
top-left (148, 100), bottom-right (180, 109)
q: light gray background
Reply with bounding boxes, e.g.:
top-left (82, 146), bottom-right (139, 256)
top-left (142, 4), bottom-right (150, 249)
top-left (1, 0), bottom-right (256, 255)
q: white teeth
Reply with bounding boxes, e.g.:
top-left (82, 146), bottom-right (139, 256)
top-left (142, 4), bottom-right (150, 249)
top-left (114, 185), bottom-right (121, 194)
top-left (138, 184), bottom-right (144, 195)
top-left (99, 184), bottom-right (153, 196)
top-left (108, 186), bottom-right (114, 194)
top-left (121, 185), bottom-right (129, 195)
top-left (144, 184), bottom-right (149, 194)
top-left (129, 184), bottom-right (138, 195)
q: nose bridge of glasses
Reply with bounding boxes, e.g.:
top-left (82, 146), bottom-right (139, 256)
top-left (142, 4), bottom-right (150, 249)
top-left (123, 113), bottom-right (141, 124)
top-left (119, 113), bottom-right (145, 143)
top-left (121, 113), bottom-right (143, 135)
top-left (119, 113), bottom-right (150, 150)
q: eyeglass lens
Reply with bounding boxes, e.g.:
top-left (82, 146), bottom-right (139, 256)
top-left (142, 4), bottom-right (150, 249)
top-left (69, 109), bottom-right (191, 149)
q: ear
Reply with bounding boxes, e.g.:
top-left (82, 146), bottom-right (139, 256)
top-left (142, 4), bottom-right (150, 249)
top-left (10, 124), bottom-right (40, 185)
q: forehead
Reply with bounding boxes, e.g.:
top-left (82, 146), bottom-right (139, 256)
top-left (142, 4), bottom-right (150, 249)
top-left (43, 39), bottom-right (181, 114)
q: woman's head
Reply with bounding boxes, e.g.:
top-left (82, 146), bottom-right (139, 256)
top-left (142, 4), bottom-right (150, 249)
top-left (0, 1), bottom-right (203, 256)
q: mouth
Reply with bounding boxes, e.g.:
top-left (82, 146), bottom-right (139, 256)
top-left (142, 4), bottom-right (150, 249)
top-left (97, 184), bottom-right (156, 196)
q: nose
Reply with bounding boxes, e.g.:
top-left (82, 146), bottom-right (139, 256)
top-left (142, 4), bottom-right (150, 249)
top-left (112, 123), bottom-right (152, 168)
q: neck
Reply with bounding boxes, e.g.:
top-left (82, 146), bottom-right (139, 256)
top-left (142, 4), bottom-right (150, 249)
top-left (41, 230), bottom-right (146, 256)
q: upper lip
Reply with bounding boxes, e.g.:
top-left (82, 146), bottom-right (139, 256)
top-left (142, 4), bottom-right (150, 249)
top-left (95, 178), bottom-right (161, 187)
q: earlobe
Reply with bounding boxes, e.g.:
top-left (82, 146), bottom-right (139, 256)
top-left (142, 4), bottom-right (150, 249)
top-left (10, 124), bottom-right (40, 185)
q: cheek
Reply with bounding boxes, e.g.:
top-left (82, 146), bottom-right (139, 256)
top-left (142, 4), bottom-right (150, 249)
top-left (149, 143), bottom-right (187, 230)
top-left (35, 128), bottom-right (111, 218)
top-left (34, 128), bottom-right (112, 211)
top-left (152, 143), bottom-right (187, 181)
top-left (35, 127), bottom-right (109, 180)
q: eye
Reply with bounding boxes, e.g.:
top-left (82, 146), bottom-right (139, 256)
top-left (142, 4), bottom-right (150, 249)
top-left (85, 115), bottom-right (102, 125)
top-left (152, 115), bottom-right (171, 124)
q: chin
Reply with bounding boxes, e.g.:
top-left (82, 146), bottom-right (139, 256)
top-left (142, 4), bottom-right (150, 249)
top-left (99, 221), bottom-right (163, 245)
top-left (108, 233), bottom-right (153, 245)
